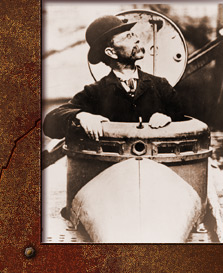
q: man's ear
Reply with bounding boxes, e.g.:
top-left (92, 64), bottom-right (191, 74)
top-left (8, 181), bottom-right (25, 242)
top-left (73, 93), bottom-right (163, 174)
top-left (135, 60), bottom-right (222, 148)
top-left (104, 47), bottom-right (118, 59)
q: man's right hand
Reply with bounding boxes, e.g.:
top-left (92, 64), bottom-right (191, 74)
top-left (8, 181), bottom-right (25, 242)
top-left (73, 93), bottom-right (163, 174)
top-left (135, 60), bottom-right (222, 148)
top-left (76, 112), bottom-right (110, 141)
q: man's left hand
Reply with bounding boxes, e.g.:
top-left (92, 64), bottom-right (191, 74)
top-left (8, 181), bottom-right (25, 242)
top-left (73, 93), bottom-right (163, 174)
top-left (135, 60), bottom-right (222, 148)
top-left (148, 112), bottom-right (172, 129)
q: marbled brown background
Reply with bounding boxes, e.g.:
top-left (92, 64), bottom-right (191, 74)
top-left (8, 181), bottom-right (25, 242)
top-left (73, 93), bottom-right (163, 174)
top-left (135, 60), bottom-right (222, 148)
top-left (0, 0), bottom-right (223, 272)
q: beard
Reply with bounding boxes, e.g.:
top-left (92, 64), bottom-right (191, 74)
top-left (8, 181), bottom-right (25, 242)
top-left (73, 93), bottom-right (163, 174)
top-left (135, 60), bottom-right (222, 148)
top-left (116, 45), bottom-right (145, 65)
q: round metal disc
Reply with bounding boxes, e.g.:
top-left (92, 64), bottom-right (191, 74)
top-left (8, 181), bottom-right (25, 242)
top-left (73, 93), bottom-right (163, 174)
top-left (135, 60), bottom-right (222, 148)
top-left (88, 9), bottom-right (188, 87)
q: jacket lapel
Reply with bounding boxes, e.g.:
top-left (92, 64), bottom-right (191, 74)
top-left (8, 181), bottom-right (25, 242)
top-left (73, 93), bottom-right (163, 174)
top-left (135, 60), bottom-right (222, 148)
top-left (104, 70), bottom-right (124, 90)
top-left (104, 71), bottom-right (135, 98)
top-left (134, 70), bottom-right (153, 100)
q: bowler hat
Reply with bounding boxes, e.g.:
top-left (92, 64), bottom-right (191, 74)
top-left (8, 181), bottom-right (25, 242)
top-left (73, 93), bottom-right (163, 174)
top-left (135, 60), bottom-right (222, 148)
top-left (86, 15), bottom-right (136, 64)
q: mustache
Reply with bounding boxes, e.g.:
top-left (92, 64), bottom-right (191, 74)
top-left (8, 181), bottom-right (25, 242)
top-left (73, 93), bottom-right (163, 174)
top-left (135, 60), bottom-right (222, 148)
top-left (131, 45), bottom-right (145, 56)
top-left (115, 45), bottom-right (146, 64)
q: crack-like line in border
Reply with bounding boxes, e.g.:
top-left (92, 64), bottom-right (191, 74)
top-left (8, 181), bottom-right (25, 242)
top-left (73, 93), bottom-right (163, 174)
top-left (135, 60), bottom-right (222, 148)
top-left (0, 118), bottom-right (41, 181)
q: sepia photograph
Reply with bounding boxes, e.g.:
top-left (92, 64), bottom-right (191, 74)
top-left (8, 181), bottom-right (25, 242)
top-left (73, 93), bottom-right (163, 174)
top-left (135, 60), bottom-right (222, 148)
top-left (42, 1), bottom-right (223, 243)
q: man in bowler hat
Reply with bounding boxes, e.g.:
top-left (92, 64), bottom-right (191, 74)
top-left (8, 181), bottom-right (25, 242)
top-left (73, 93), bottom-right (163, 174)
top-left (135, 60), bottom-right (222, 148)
top-left (44, 15), bottom-right (183, 140)
top-left (43, 15), bottom-right (184, 220)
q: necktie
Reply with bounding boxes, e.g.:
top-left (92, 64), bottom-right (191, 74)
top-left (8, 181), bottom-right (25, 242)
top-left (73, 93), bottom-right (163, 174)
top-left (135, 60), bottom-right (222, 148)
top-left (125, 78), bottom-right (135, 97)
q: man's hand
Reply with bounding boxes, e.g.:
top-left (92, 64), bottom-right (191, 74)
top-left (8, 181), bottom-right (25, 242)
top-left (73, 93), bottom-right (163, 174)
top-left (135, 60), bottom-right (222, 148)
top-left (76, 112), bottom-right (109, 140)
top-left (148, 112), bottom-right (172, 129)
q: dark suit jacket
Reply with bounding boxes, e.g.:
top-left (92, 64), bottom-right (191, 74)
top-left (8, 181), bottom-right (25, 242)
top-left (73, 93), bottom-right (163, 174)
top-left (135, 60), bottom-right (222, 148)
top-left (43, 69), bottom-right (183, 139)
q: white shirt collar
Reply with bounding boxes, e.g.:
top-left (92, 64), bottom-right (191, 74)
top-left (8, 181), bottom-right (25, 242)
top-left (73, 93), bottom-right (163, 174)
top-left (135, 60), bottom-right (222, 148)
top-left (113, 67), bottom-right (139, 82)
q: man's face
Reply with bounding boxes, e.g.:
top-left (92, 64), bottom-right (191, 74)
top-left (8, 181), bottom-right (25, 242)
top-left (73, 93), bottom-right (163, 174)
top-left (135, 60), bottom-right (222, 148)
top-left (110, 30), bottom-right (145, 63)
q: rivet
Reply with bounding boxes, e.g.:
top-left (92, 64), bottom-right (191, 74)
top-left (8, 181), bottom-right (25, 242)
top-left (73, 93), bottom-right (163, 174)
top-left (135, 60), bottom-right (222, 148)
top-left (25, 247), bottom-right (35, 258)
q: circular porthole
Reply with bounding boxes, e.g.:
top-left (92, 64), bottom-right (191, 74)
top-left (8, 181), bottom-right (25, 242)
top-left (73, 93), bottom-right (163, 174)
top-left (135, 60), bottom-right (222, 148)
top-left (132, 141), bottom-right (147, 156)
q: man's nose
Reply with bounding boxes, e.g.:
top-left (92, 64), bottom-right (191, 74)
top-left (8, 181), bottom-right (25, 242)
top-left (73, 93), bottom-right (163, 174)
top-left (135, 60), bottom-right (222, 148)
top-left (133, 33), bottom-right (140, 43)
